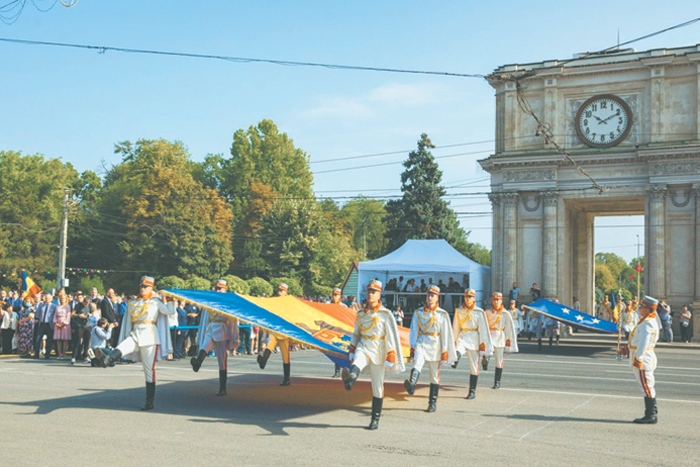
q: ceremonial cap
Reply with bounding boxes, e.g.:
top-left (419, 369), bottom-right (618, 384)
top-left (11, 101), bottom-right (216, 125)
top-left (464, 288), bottom-right (476, 297)
top-left (278, 283), bottom-right (288, 291)
top-left (427, 284), bottom-right (440, 295)
top-left (492, 292), bottom-right (503, 299)
top-left (641, 295), bottom-right (659, 309)
top-left (215, 279), bottom-right (227, 288)
top-left (140, 276), bottom-right (154, 287)
top-left (332, 287), bottom-right (342, 295)
top-left (367, 279), bottom-right (383, 292)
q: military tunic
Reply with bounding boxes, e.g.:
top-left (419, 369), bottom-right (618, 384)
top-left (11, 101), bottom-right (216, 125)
top-left (629, 313), bottom-right (660, 398)
top-left (408, 305), bottom-right (456, 384)
top-left (452, 305), bottom-right (493, 376)
top-left (485, 307), bottom-right (518, 369)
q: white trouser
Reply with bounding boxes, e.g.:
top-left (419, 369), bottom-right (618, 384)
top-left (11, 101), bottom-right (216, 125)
top-left (464, 349), bottom-right (479, 376)
top-left (202, 335), bottom-right (228, 371)
top-left (353, 350), bottom-right (385, 398)
top-left (488, 346), bottom-right (504, 369)
top-left (634, 368), bottom-right (656, 398)
top-left (414, 351), bottom-right (440, 384)
top-left (116, 337), bottom-right (158, 383)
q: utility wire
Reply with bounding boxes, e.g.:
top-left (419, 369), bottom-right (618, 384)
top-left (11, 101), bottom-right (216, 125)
top-left (0, 37), bottom-right (485, 79)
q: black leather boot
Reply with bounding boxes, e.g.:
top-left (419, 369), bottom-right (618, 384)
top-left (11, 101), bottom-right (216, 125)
top-left (482, 356), bottom-right (489, 371)
top-left (216, 370), bottom-right (227, 396)
top-left (466, 374), bottom-right (478, 399)
top-left (190, 349), bottom-right (207, 373)
top-left (538, 338), bottom-right (542, 351)
top-left (257, 348), bottom-right (271, 369)
top-left (451, 351), bottom-right (461, 369)
top-left (95, 347), bottom-right (122, 368)
top-left (141, 382), bottom-right (155, 411)
top-left (633, 397), bottom-right (658, 424)
top-left (493, 367), bottom-right (502, 389)
top-left (367, 397), bottom-right (383, 430)
top-left (403, 368), bottom-right (420, 395)
top-left (426, 383), bottom-right (439, 412)
top-left (342, 365), bottom-right (360, 391)
top-left (280, 363), bottom-right (291, 386)
top-left (332, 364), bottom-right (340, 378)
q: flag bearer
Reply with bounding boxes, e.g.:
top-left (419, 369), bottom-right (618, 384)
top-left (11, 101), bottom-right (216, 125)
top-left (190, 280), bottom-right (239, 396)
top-left (330, 287), bottom-right (346, 378)
top-left (483, 292), bottom-right (518, 389)
top-left (627, 296), bottom-right (661, 424)
top-left (341, 280), bottom-right (404, 430)
top-left (451, 289), bottom-right (492, 399)
top-left (257, 283), bottom-right (293, 386)
top-left (403, 285), bottom-right (456, 412)
top-left (94, 276), bottom-right (175, 411)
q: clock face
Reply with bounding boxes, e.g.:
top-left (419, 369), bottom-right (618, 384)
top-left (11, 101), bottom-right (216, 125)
top-left (574, 94), bottom-right (632, 148)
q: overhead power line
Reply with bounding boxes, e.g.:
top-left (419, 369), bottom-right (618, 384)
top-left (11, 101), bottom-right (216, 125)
top-left (0, 37), bottom-right (485, 79)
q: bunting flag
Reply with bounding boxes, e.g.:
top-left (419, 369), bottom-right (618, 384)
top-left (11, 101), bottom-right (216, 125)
top-left (523, 298), bottom-right (618, 334)
top-left (161, 289), bottom-right (411, 367)
top-left (20, 271), bottom-right (42, 299)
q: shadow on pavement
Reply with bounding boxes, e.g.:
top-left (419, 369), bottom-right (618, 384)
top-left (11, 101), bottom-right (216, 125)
top-left (482, 413), bottom-right (629, 424)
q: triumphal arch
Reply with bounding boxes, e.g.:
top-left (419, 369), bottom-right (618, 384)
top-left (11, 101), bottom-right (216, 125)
top-left (479, 44), bottom-right (700, 336)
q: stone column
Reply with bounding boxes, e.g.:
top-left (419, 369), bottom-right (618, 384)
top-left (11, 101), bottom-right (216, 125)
top-left (502, 193), bottom-right (519, 294)
top-left (489, 193), bottom-right (503, 295)
top-left (646, 185), bottom-right (667, 299)
top-left (542, 191), bottom-right (558, 299)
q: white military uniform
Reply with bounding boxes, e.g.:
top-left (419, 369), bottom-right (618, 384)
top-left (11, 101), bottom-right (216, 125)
top-left (509, 306), bottom-right (525, 334)
top-left (408, 305), bottom-right (457, 384)
top-left (116, 295), bottom-right (176, 383)
top-left (453, 304), bottom-right (493, 376)
top-left (629, 312), bottom-right (660, 398)
top-left (197, 309), bottom-right (238, 370)
top-left (485, 307), bottom-right (519, 369)
top-left (620, 309), bottom-right (639, 335)
top-left (349, 304), bottom-right (404, 397)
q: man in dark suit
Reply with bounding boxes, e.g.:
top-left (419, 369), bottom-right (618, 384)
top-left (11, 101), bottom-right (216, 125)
top-left (100, 288), bottom-right (120, 348)
top-left (34, 293), bottom-right (56, 359)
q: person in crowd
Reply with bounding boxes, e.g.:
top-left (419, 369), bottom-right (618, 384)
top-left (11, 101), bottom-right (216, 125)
top-left (341, 279), bottom-right (404, 430)
top-left (34, 293), bottom-right (56, 359)
top-left (529, 283), bottom-right (541, 303)
top-left (572, 296), bottom-right (581, 311)
top-left (598, 296), bottom-right (612, 321)
top-left (89, 287), bottom-right (101, 306)
top-left (251, 326), bottom-right (259, 354)
top-left (185, 302), bottom-right (200, 355)
top-left (508, 282), bottom-right (520, 306)
top-left (658, 300), bottom-right (673, 343)
top-left (70, 292), bottom-right (90, 364)
top-left (174, 300), bottom-right (188, 359)
top-left (53, 291), bottom-right (72, 358)
top-left (419, 279), bottom-right (427, 293)
top-left (90, 318), bottom-right (118, 367)
top-left (679, 305), bottom-right (692, 343)
top-left (17, 297), bottom-right (36, 357)
top-left (239, 321), bottom-right (252, 356)
top-left (484, 292), bottom-right (519, 389)
top-left (100, 288), bottom-right (119, 348)
top-left (452, 289), bottom-right (492, 400)
top-left (620, 301), bottom-right (639, 341)
top-left (191, 280), bottom-right (238, 395)
top-left (625, 296), bottom-right (661, 424)
top-left (508, 300), bottom-right (524, 336)
top-left (544, 315), bottom-right (560, 346)
top-left (257, 283), bottom-right (293, 386)
top-left (1, 301), bottom-right (18, 354)
top-left (529, 310), bottom-right (545, 350)
top-left (11, 290), bottom-right (22, 313)
top-left (392, 304), bottom-right (404, 328)
top-left (403, 285), bottom-right (456, 413)
top-left (93, 276), bottom-right (176, 411)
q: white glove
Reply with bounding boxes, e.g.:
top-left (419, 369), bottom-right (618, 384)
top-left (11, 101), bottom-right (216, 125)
top-left (384, 360), bottom-right (394, 370)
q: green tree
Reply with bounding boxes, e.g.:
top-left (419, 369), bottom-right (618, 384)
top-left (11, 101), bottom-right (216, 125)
top-left (185, 276), bottom-right (212, 290)
top-left (594, 261), bottom-right (617, 293)
top-left (315, 229), bottom-right (357, 289)
top-left (246, 277), bottom-right (273, 296)
top-left (340, 196), bottom-right (387, 260)
top-left (269, 276), bottom-right (303, 297)
top-left (159, 276), bottom-right (186, 290)
top-left (384, 134), bottom-right (463, 253)
top-left (221, 274), bottom-right (250, 295)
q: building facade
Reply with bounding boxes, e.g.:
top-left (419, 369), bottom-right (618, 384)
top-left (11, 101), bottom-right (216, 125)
top-left (479, 44), bottom-right (700, 337)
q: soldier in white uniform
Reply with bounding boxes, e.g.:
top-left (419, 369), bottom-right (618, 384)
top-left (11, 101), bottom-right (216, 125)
top-left (403, 285), bottom-right (456, 412)
top-left (451, 288), bottom-right (493, 399)
top-left (619, 302), bottom-right (639, 341)
top-left (625, 296), bottom-right (661, 424)
top-left (94, 276), bottom-right (175, 411)
top-left (257, 283), bottom-right (292, 386)
top-left (341, 280), bottom-right (404, 430)
top-left (191, 280), bottom-right (239, 396)
top-left (483, 292), bottom-right (518, 389)
top-left (508, 300), bottom-right (524, 337)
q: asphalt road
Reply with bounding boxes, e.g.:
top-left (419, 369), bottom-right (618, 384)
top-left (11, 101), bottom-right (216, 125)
top-left (2, 341), bottom-right (699, 466)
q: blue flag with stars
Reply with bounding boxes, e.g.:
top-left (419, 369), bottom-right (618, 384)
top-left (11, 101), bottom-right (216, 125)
top-left (523, 298), bottom-right (618, 334)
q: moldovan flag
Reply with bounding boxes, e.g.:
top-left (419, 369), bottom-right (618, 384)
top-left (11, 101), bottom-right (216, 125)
top-left (21, 271), bottom-right (41, 299)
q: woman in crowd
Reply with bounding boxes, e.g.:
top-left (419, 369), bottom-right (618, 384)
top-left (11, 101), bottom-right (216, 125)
top-left (53, 291), bottom-right (72, 358)
top-left (1, 301), bottom-right (19, 354)
top-left (17, 297), bottom-right (36, 357)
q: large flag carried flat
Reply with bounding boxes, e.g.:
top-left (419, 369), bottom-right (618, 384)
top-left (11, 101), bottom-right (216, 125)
top-left (161, 290), bottom-right (410, 367)
top-left (523, 298), bottom-right (617, 334)
top-left (20, 271), bottom-right (41, 299)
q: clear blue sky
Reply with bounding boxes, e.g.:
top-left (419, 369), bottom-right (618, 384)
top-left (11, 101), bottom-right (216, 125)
top-left (2, 1), bottom-right (698, 260)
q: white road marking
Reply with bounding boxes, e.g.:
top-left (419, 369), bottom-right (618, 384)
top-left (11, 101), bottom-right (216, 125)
top-left (506, 371), bottom-right (700, 386)
top-left (518, 396), bottom-right (596, 441)
top-left (510, 357), bottom-right (700, 372)
top-left (500, 387), bottom-right (700, 404)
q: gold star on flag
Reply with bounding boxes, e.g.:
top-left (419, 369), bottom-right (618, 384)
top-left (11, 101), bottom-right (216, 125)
top-left (562, 308), bottom-right (570, 314)
top-left (575, 315), bottom-right (584, 322)
top-left (592, 318), bottom-right (600, 324)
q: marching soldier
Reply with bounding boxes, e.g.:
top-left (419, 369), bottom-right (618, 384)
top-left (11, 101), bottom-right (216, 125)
top-left (341, 280), bottom-right (404, 430)
top-left (508, 299), bottom-right (525, 337)
top-left (257, 283), bottom-right (292, 386)
top-left (94, 276), bottom-right (175, 411)
top-left (403, 285), bottom-right (456, 412)
top-left (483, 292), bottom-right (518, 389)
top-left (190, 280), bottom-right (239, 396)
top-left (626, 296), bottom-right (661, 424)
top-left (451, 289), bottom-right (493, 399)
top-left (330, 287), bottom-right (346, 378)
top-left (620, 301), bottom-right (639, 341)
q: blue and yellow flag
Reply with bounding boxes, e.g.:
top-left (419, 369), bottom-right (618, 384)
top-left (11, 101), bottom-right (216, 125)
top-left (524, 298), bottom-right (617, 334)
top-left (21, 271), bottom-right (42, 299)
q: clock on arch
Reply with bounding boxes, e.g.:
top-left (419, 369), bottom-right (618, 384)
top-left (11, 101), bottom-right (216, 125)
top-left (574, 94), bottom-right (633, 148)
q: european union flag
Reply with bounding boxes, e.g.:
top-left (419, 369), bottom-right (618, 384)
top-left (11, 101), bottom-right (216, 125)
top-left (523, 299), bottom-right (617, 334)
